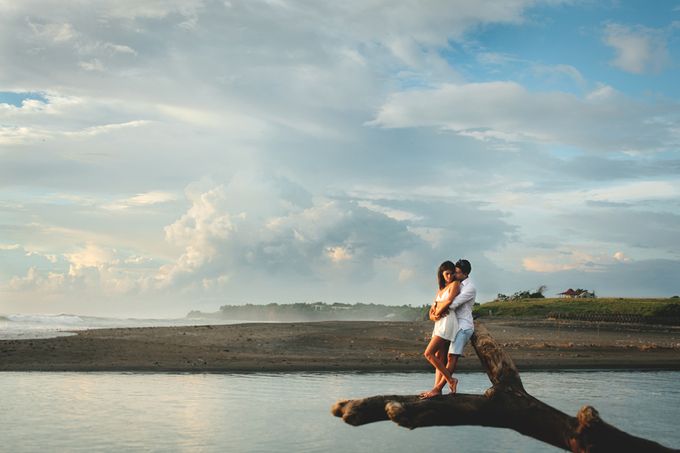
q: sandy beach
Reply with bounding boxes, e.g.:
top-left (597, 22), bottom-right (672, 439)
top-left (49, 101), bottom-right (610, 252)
top-left (1, 318), bottom-right (679, 372)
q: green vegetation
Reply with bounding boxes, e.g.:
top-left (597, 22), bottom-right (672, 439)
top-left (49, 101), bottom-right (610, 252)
top-left (474, 297), bottom-right (680, 320)
top-left (186, 298), bottom-right (680, 324)
top-left (496, 285), bottom-right (547, 301)
top-left (188, 302), bottom-right (430, 322)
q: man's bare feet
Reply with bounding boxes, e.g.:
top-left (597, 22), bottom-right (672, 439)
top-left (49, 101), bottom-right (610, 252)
top-left (419, 388), bottom-right (442, 399)
top-left (448, 377), bottom-right (458, 395)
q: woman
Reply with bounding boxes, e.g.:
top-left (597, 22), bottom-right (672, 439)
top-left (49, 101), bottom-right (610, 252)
top-left (420, 260), bottom-right (460, 399)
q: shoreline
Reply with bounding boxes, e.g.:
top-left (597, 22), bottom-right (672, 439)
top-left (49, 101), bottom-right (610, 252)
top-left (1, 319), bottom-right (679, 372)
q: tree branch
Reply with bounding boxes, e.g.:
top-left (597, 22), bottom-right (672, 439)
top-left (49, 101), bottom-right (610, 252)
top-left (331, 321), bottom-right (678, 452)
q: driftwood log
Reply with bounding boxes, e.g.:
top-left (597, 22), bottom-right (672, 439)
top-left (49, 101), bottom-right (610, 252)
top-left (331, 321), bottom-right (677, 452)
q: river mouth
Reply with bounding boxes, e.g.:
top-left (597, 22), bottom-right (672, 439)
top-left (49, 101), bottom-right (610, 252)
top-left (1, 371), bottom-right (678, 452)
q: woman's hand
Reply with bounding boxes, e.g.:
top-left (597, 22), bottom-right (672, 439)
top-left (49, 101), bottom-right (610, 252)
top-left (429, 305), bottom-right (440, 321)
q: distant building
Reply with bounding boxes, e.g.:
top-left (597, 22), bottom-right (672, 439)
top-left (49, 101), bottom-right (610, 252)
top-left (558, 288), bottom-right (596, 298)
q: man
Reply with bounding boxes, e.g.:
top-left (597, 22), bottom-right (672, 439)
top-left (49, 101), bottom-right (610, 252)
top-left (426, 259), bottom-right (476, 397)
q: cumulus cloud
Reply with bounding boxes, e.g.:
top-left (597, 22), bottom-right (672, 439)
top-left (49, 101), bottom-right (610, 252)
top-left (156, 178), bottom-right (422, 288)
top-left (8, 267), bottom-right (65, 292)
top-left (136, 172), bottom-right (519, 306)
top-left (1, 241), bottom-right (158, 298)
top-left (64, 243), bottom-right (118, 277)
top-left (603, 23), bottom-right (670, 74)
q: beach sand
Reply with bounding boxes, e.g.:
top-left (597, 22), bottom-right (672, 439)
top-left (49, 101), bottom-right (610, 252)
top-left (1, 318), bottom-right (679, 372)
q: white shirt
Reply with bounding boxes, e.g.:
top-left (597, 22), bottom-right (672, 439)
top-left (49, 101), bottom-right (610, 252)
top-left (450, 278), bottom-right (476, 331)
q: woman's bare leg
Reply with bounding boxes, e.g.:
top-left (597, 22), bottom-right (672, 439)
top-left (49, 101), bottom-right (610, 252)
top-left (434, 354), bottom-right (460, 395)
top-left (420, 336), bottom-right (456, 397)
top-left (419, 343), bottom-right (448, 397)
top-left (434, 348), bottom-right (445, 385)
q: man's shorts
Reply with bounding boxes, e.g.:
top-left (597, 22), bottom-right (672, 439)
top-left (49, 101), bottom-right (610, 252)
top-left (449, 328), bottom-right (474, 356)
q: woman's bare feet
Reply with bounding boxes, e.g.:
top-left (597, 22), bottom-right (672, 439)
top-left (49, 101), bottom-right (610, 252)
top-left (419, 388), bottom-right (442, 399)
top-left (448, 377), bottom-right (458, 395)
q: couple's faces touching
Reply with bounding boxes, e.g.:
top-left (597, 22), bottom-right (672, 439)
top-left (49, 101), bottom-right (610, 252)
top-left (444, 267), bottom-right (468, 285)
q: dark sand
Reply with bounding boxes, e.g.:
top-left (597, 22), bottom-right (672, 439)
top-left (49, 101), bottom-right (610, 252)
top-left (1, 319), bottom-right (679, 372)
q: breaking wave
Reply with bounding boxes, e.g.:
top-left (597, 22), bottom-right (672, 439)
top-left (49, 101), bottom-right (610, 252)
top-left (5, 314), bottom-right (84, 325)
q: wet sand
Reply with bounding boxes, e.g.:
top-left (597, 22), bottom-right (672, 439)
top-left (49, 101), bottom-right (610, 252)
top-left (1, 318), bottom-right (679, 372)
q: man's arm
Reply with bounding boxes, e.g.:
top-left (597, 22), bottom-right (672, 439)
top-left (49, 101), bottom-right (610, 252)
top-left (449, 282), bottom-right (475, 312)
top-left (434, 283), bottom-right (460, 317)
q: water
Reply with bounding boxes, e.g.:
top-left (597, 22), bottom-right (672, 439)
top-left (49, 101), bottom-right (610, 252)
top-left (0, 314), bottom-right (243, 340)
top-left (1, 371), bottom-right (678, 452)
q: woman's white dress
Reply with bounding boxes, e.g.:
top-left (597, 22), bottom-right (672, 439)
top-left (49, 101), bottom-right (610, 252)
top-left (432, 287), bottom-right (458, 341)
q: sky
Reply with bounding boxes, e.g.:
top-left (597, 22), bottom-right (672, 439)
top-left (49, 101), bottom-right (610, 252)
top-left (1, 0), bottom-right (679, 317)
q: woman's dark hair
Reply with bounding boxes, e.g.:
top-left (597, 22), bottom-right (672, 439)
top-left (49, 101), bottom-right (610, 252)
top-left (437, 260), bottom-right (456, 289)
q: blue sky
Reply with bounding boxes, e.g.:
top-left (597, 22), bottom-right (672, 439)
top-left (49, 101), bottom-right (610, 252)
top-left (1, 0), bottom-right (679, 316)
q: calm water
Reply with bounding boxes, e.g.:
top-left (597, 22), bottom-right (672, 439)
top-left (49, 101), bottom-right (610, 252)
top-left (1, 371), bottom-right (678, 452)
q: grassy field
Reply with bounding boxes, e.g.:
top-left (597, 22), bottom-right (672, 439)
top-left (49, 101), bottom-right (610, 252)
top-left (473, 297), bottom-right (680, 319)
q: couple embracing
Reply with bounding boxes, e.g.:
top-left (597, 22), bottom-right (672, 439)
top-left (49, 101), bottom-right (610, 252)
top-left (420, 259), bottom-right (476, 399)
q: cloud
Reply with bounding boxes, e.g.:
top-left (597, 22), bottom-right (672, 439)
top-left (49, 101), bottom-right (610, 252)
top-left (368, 81), bottom-right (680, 152)
top-left (492, 257), bottom-right (680, 298)
top-left (8, 267), bottom-right (66, 292)
top-left (326, 246), bottom-right (353, 263)
top-left (603, 23), bottom-right (670, 74)
top-left (156, 178), bottom-right (423, 288)
top-left (63, 243), bottom-right (118, 277)
top-left (2, 1), bottom-right (679, 314)
top-left (27, 21), bottom-right (77, 42)
top-left (557, 208), bottom-right (680, 252)
top-left (582, 180), bottom-right (680, 203)
top-left (140, 172), bottom-right (522, 306)
top-left (2, 240), bottom-right (159, 297)
top-left (79, 59), bottom-right (104, 72)
top-left (522, 249), bottom-right (615, 273)
top-left (613, 251), bottom-right (631, 263)
top-left (0, 92), bottom-right (155, 145)
top-left (102, 191), bottom-right (178, 211)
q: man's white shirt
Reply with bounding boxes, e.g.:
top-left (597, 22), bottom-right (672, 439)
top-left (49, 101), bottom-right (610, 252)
top-left (450, 278), bottom-right (476, 331)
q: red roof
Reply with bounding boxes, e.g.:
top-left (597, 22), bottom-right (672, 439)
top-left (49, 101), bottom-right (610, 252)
top-left (559, 288), bottom-right (577, 296)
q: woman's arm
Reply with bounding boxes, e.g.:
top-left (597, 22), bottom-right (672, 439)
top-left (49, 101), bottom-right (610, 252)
top-left (429, 302), bottom-right (439, 321)
top-left (434, 282), bottom-right (460, 317)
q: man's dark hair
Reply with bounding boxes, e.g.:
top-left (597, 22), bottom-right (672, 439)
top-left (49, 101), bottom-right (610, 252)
top-left (455, 259), bottom-right (471, 275)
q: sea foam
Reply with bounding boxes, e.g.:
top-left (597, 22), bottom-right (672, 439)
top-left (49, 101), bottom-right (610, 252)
top-left (6, 314), bottom-right (84, 325)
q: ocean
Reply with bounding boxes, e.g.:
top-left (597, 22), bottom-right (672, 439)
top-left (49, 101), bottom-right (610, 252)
top-left (0, 313), bottom-right (240, 340)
